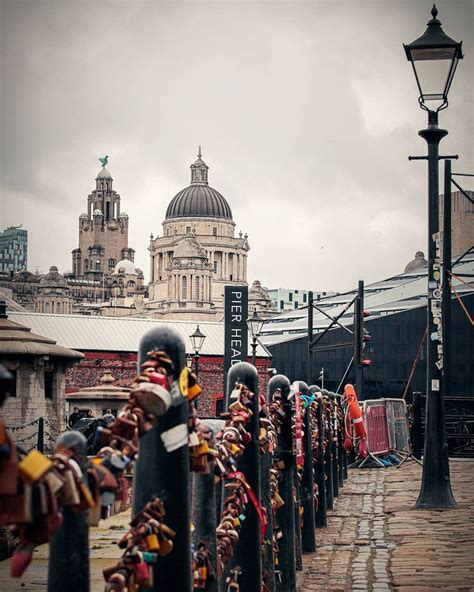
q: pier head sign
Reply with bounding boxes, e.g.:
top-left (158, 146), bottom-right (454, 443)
top-left (224, 285), bottom-right (248, 394)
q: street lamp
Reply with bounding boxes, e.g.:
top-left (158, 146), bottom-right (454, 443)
top-left (247, 308), bottom-right (265, 365)
top-left (189, 325), bottom-right (206, 378)
top-left (404, 5), bottom-right (461, 510)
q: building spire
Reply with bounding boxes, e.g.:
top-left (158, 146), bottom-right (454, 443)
top-left (190, 147), bottom-right (209, 185)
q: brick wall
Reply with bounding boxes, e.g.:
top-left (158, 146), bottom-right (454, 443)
top-left (65, 352), bottom-right (272, 417)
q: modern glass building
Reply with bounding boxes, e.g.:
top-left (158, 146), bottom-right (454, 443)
top-left (0, 226), bottom-right (28, 272)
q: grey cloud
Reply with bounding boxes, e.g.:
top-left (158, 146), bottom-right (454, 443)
top-left (1, 0), bottom-right (472, 291)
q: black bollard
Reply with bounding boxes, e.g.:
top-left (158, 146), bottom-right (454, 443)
top-left (223, 362), bottom-right (262, 592)
top-left (192, 418), bottom-right (224, 592)
top-left (335, 396), bottom-right (345, 487)
top-left (309, 386), bottom-right (327, 528)
top-left (328, 394), bottom-right (340, 499)
top-left (37, 417), bottom-right (44, 454)
top-left (133, 326), bottom-right (191, 592)
top-left (48, 431), bottom-right (90, 592)
top-left (261, 385), bottom-right (275, 591)
top-left (299, 381), bottom-right (316, 553)
top-left (322, 390), bottom-right (334, 511)
top-left (412, 392), bottom-right (423, 460)
top-left (269, 374), bottom-right (296, 592)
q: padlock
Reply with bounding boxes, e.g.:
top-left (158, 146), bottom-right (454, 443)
top-left (43, 469), bottom-right (64, 496)
top-left (61, 469), bottom-right (81, 506)
top-left (131, 382), bottom-right (172, 417)
top-left (18, 449), bottom-right (53, 485)
top-left (158, 536), bottom-right (173, 556)
top-left (111, 413), bottom-right (137, 441)
top-left (144, 532), bottom-right (160, 551)
top-left (0, 432), bottom-right (18, 495)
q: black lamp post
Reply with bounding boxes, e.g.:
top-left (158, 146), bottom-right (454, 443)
top-left (246, 308), bottom-right (265, 366)
top-left (404, 4), bottom-right (462, 509)
top-left (189, 324), bottom-right (206, 379)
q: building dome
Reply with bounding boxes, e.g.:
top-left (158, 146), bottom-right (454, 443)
top-left (39, 266), bottom-right (68, 288)
top-left (79, 212), bottom-right (88, 219)
top-left (97, 167), bottom-right (112, 179)
top-left (404, 251), bottom-right (428, 273)
top-left (173, 237), bottom-right (207, 259)
top-left (113, 259), bottom-right (137, 275)
top-left (165, 149), bottom-right (233, 220)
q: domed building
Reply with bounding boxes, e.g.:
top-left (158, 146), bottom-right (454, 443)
top-left (147, 149), bottom-right (249, 319)
top-left (404, 251), bottom-right (428, 273)
top-left (35, 266), bottom-right (73, 314)
top-left (111, 258), bottom-right (145, 299)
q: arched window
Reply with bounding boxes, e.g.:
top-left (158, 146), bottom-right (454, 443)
top-left (45, 302), bottom-right (50, 313)
top-left (195, 276), bottom-right (200, 300)
top-left (181, 276), bottom-right (187, 300)
top-left (108, 258), bottom-right (116, 270)
top-left (84, 258), bottom-right (89, 271)
top-left (127, 280), bottom-right (135, 289)
top-left (56, 302), bottom-right (61, 313)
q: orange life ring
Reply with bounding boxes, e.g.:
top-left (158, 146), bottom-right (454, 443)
top-left (344, 384), bottom-right (367, 441)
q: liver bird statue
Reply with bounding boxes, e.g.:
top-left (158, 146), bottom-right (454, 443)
top-left (99, 155), bottom-right (109, 167)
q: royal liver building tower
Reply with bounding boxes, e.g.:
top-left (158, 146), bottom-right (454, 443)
top-left (71, 162), bottom-right (135, 280)
top-left (147, 149), bottom-right (250, 320)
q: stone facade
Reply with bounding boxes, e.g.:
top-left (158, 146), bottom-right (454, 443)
top-left (0, 305), bottom-right (83, 435)
top-left (147, 150), bottom-right (250, 319)
top-left (71, 165), bottom-right (135, 280)
top-left (34, 266), bottom-right (73, 314)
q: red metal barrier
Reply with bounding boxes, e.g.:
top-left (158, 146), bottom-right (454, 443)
top-left (363, 400), bottom-right (390, 456)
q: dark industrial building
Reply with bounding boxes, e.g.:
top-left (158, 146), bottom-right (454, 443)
top-left (261, 254), bottom-right (474, 399)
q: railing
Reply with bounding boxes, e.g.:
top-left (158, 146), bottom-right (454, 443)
top-left (0, 326), bottom-right (352, 592)
top-left (412, 393), bottom-right (474, 458)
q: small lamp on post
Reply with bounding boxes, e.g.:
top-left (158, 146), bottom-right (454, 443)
top-left (404, 4), bottom-right (462, 510)
top-left (247, 308), bottom-right (265, 366)
top-left (189, 325), bottom-right (206, 379)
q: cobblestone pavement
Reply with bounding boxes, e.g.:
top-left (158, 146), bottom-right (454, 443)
top-left (302, 458), bottom-right (474, 592)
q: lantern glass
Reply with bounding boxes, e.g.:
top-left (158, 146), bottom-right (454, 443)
top-left (190, 325), bottom-right (206, 352)
top-left (408, 47), bottom-right (460, 103)
top-left (246, 309), bottom-right (265, 339)
top-left (404, 6), bottom-right (463, 109)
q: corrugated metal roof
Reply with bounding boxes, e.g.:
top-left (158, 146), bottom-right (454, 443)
top-left (7, 312), bottom-right (269, 358)
top-left (260, 255), bottom-right (474, 345)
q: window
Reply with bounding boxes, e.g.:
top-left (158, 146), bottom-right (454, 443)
top-left (45, 302), bottom-right (50, 313)
top-left (44, 371), bottom-right (54, 399)
top-left (108, 258), bottom-right (116, 270)
top-left (84, 258), bottom-right (89, 271)
top-left (186, 226), bottom-right (191, 234)
top-left (0, 370), bottom-right (16, 398)
top-left (213, 261), bottom-right (218, 273)
top-left (280, 300), bottom-right (284, 310)
top-left (182, 276), bottom-right (187, 300)
top-left (195, 276), bottom-right (200, 300)
top-left (289, 293), bottom-right (293, 302)
top-left (303, 293), bottom-right (307, 303)
top-left (56, 302), bottom-right (61, 313)
top-left (295, 302), bottom-right (299, 309)
top-left (213, 227), bottom-right (217, 236)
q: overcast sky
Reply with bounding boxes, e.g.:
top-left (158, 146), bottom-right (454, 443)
top-left (1, 0), bottom-right (472, 292)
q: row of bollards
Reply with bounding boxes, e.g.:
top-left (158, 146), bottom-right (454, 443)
top-left (1, 326), bottom-right (350, 592)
